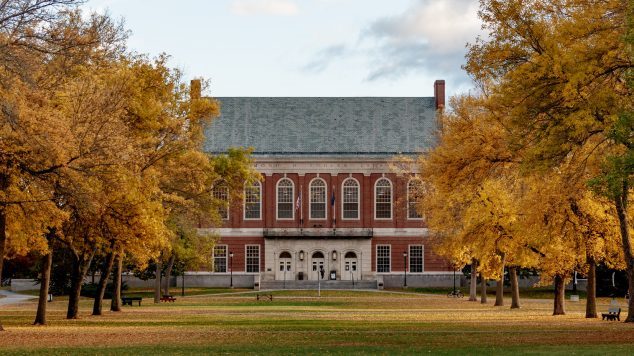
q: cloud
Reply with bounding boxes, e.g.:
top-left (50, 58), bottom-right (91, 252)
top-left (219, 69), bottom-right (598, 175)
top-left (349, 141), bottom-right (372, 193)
top-left (303, 44), bottom-right (348, 73)
top-left (230, 0), bottom-right (299, 16)
top-left (362, 0), bottom-right (482, 84)
top-left (304, 0), bottom-right (483, 91)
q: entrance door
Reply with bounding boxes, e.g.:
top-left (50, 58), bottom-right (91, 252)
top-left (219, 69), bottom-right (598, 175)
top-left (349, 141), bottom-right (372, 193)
top-left (343, 251), bottom-right (358, 281)
top-left (311, 251), bottom-right (325, 280)
top-left (276, 251), bottom-right (293, 280)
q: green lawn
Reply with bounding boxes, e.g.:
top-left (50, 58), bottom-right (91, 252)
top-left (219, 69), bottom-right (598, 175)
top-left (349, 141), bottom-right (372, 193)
top-left (0, 289), bottom-right (632, 355)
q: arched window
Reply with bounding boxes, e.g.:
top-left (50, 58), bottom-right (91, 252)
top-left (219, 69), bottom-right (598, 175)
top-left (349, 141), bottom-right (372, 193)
top-left (408, 179), bottom-right (423, 219)
top-left (279, 251), bottom-right (292, 259)
top-left (374, 178), bottom-right (392, 219)
top-left (244, 181), bottom-right (262, 220)
top-left (277, 178), bottom-right (294, 219)
top-left (309, 178), bottom-right (326, 219)
top-left (342, 178), bottom-right (359, 219)
top-left (212, 184), bottom-right (229, 220)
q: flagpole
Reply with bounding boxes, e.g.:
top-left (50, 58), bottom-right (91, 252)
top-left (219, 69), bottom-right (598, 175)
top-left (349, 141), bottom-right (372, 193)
top-left (332, 185), bottom-right (336, 230)
top-left (300, 185), bottom-right (303, 228)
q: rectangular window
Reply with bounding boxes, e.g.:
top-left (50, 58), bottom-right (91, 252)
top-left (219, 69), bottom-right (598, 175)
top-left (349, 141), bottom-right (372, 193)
top-left (409, 245), bottom-right (423, 273)
top-left (213, 186), bottom-right (229, 220)
top-left (213, 245), bottom-right (227, 273)
top-left (246, 245), bottom-right (260, 273)
top-left (376, 245), bottom-right (391, 273)
top-left (408, 180), bottom-right (423, 219)
top-left (244, 183), bottom-right (261, 219)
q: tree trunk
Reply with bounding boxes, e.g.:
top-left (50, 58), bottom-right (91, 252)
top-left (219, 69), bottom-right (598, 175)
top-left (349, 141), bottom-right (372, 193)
top-left (469, 259), bottom-right (478, 302)
top-left (0, 203), bottom-right (7, 331)
top-left (34, 248), bottom-right (53, 325)
top-left (480, 277), bottom-right (487, 304)
top-left (154, 260), bottom-right (162, 303)
top-left (494, 253), bottom-right (506, 306)
top-left (162, 254), bottom-right (175, 296)
top-left (585, 257), bottom-right (597, 318)
top-left (110, 252), bottom-right (122, 312)
top-left (0, 210), bottom-right (6, 285)
top-left (509, 266), bottom-right (521, 309)
top-left (614, 184), bottom-right (634, 322)
top-left (553, 274), bottom-right (566, 315)
top-left (92, 250), bottom-right (115, 316)
top-left (67, 252), bottom-right (94, 319)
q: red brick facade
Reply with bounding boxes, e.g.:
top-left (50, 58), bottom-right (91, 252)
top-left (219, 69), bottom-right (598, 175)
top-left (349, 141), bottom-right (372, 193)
top-left (205, 172), bottom-right (452, 276)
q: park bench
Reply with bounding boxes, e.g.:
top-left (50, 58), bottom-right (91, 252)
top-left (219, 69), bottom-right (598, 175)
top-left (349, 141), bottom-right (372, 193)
top-left (160, 295), bottom-right (176, 302)
top-left (602, 307), bottom-right (621, 321)
top-left (256, 294), bottom-right (273, 301)
top-left (121, 297), bottom-right (142, 306)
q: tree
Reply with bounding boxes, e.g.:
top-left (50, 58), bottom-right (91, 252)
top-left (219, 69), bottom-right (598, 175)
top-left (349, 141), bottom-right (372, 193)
top-left (1, 1), bottom-right (128, 327)
top-left (465, 0), bottom-right (633, 320)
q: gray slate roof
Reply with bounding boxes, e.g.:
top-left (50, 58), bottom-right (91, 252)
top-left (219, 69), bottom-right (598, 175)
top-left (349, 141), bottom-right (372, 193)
top-left (203, 97), bottom-right (438, 156)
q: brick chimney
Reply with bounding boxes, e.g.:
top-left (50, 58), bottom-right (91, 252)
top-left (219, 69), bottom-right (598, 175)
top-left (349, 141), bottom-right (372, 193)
top-left (434, 80), bottom-right (445, 111)
top-left (190, 79), bottom-right (202, 100)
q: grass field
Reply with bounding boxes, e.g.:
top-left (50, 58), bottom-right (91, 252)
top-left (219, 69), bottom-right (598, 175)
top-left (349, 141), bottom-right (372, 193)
top-left (1, 289), bottom-right (633, 355)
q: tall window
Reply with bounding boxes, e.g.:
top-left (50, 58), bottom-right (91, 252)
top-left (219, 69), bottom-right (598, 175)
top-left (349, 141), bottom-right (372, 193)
top-left (377, 245), bottom-right (391, 273)
top-left (375, 178), bottom-right (392, 219)
top-left (310, 178), bottom-right (326, 219)
top-left (213, 185), bottom-right (229, 220)
top-left (409, 245), bottom-right (424, 273)
top-left (277, 178), bottom-right (294, 219)
top-left (342, 178), bottom-right (359, 219)
top-left (244, 181), bottom-right (262, 220)
top-left (246, 245), bottom-right (260, 273)
top-left (408, 179), bottom-right (423, 219)
top-left (213, 245), bottom-right (227, 272)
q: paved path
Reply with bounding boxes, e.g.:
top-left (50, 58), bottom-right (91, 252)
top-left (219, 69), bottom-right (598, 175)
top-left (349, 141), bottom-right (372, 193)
top-left (0, 289), bottom-right (37, 306)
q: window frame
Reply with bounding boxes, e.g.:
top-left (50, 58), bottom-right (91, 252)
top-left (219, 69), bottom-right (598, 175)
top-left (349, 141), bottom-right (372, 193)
top-left (245, 244), bottom-right (260, 273)
top-left (276, 178), bottom-right (295, 220)
top-left (407, 179), bottom-right (423, 220)
top-left (213, 245), bottom-right (228, 273)
top-left (212, 185), bottom-right (230, 221)
top-left (244, 181), bottom-right (262, 220)
top-left (341, 177), bottom-right (360, 220)
top-left (409, 245), bottom-right (424, 273)
top-left (374, 178), bottom-right (393, 220)
top-left (309, 177), bottom-right (327, 220)
top-left (376, 244), bottom-right (391, 273)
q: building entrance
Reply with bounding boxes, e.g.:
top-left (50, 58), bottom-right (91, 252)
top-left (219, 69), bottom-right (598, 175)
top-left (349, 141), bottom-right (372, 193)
top-left (343, 251), bottom-right (358, 281)
top-left (311, 251), bottom-right (325, 280)
top-left (276, 251), bottom-right (292, 281)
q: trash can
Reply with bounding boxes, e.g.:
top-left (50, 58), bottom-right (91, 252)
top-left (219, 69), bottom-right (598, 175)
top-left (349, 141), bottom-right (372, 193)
top-left (297, 272), bottom-right (304, 280)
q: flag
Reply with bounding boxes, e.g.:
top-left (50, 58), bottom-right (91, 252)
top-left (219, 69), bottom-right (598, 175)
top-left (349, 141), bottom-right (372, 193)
top-left (296, 191), bottom-right (302, 210)
top-left (330, 190), bottom-right (335, 206)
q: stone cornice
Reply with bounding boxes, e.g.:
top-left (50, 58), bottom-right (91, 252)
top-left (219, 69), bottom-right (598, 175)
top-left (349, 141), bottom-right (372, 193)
top-left (252, 157), bottom-right (420, 176)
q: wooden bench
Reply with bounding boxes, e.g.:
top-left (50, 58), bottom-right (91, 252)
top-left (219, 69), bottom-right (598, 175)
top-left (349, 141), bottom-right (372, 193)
top-left (121, 297), bottom-right (142, 306)
top-left (602, 307), bottom-right (621, 321)
top-left (256, 294), bottom-right (273, 301)
top-left (160, 295), bottom-right (176, 302)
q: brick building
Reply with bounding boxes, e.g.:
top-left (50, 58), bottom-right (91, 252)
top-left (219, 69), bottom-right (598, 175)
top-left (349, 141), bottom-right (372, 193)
top-left (198, 80), bottom-right (453, 288)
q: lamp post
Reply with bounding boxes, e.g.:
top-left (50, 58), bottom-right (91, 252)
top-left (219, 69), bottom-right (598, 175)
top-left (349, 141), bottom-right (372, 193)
top-left (403, 251), bottom-right (408, 288)
top-left (181, 261), bottom-right (185, 297)
top-left (229, 251), bottom-right (234, 288)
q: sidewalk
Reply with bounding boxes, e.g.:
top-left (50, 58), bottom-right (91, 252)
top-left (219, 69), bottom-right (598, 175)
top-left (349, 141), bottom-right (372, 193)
top-left (0, 289), bottom-right (37, 306)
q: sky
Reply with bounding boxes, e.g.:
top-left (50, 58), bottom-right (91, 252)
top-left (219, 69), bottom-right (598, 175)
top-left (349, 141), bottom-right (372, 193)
top-left (83, 0), bottom-right (484, 99)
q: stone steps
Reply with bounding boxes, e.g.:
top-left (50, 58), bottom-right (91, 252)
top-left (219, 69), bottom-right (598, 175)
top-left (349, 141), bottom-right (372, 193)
top-left (259, 280), bottom-right (377, 290)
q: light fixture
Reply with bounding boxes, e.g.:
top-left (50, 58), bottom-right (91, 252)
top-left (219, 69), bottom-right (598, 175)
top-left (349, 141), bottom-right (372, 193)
top-left (332, 250), bottom-right (337, 261)
top-left (299, 250), bottom-right (304, 261)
